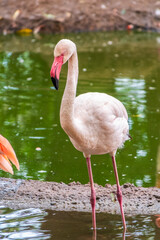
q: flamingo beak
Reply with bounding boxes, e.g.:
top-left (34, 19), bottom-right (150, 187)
top-left (51, 73), bottom-right (59, 90)
top-left (50, 55), bottom-right (63, 90)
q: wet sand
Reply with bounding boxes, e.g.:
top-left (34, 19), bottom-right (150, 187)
top-left (0, 177), bottom-right (159, 215)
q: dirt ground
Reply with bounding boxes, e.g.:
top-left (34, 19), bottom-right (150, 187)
top-left (0, 177), bottom-right (160, 215)
top-left (0, 0), bottom-right (160, 34)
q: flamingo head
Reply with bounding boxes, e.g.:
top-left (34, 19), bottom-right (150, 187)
top-left (50, 39), bottom-right (76, 90)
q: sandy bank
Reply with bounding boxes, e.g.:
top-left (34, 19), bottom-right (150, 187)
top-left (0, 177), bottom-right (159, 215)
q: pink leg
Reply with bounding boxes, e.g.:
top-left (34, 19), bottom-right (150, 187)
top-left (112, 155), bottom-right (126, 230)
top-left (86, 157), bottom-right (96, 230)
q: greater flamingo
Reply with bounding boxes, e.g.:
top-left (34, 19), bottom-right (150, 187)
top-left (0, 134), bottom-right (19, 174)
top-left (50, 39), bottom-right (130, 231)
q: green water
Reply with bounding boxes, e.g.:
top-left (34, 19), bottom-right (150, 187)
top-left (0, 32), bottom-right (160, 188)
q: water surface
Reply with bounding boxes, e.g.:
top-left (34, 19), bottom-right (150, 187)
top-left (0, 207), bottom-right (160, 239)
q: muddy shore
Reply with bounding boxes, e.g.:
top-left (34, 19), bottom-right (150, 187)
top-left (0, 177), bottom-right (159, 215)
top-left (0, 0), bottom-right (160, 34)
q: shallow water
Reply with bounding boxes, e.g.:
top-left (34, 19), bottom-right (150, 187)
top-left (0, 32), bottom-right (160, 239)
top-left (0, 207), bottom-right (160, 239)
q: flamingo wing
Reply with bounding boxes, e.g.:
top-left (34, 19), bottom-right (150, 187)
top-left (0, 135), bottom-right (19, 174)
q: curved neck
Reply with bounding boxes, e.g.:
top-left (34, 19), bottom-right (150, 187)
top-left (60, 51), bottom-right (78, 137)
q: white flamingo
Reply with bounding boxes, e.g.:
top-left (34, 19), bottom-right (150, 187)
top-left (50, 39), bottom-right (130, 231)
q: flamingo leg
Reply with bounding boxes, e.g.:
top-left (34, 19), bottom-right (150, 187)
top-left (86, 157), bottom-right (96, 230)
top-left (111, 155), bottom-right (126, 231)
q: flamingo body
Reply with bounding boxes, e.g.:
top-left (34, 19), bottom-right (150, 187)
top-left (0, 134), bottom-right (19, 174)
top-left (69, 92), bottom-right (129, 157)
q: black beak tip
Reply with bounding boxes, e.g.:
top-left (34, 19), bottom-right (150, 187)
top-left (51, 77), bottom-right (59, 90)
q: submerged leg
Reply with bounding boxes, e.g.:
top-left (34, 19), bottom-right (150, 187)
top-left (86, 157), bottom-right (96, 230)
top-left (111, 155), bottom-right (126, 231)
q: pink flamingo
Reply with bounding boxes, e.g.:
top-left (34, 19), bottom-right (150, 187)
top-left (50, 39), bottom-right (130, 231)
top-left (0, 134), bottom-right (19, 174)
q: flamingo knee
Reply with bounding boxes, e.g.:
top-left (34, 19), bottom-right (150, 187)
top-left (90, 188), bottom-right (96, 209)
top-left (117, 187), bottom-right (122, 203)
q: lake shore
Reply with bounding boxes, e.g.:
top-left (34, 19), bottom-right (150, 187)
top-left (0, 177), bottom-right (160, 215)
top-left (0, 0), bottom-right (160, 34)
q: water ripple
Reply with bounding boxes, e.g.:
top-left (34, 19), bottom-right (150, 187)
top-left (0, 207), bottom-right (50, 239)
